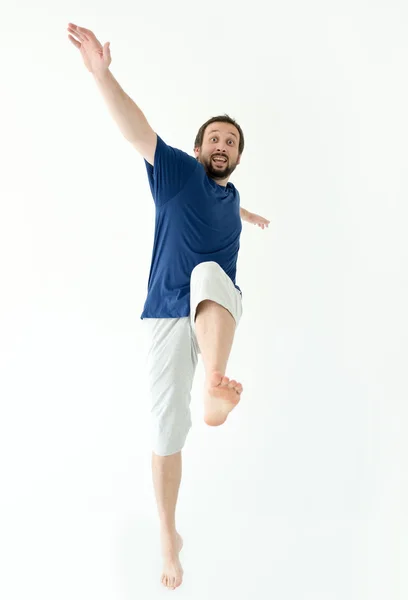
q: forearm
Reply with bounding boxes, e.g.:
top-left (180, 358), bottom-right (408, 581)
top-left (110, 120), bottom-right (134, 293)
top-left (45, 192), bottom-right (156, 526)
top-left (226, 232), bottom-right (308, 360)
top-left (93, 70), bottom-right (152, 142)
top-left (240, 207), bottom-right (251, 222)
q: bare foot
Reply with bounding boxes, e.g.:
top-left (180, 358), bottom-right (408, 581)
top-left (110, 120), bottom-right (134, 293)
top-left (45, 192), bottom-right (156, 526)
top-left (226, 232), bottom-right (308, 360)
top-left (204, 371), bottom-right (243, 426)
top-left (160, 530), bottom-right (184, 590)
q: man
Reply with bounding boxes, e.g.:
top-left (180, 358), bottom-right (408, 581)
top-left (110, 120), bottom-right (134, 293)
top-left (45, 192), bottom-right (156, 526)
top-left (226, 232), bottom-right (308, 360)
top-left (68, 23), bottom-right (270, 591)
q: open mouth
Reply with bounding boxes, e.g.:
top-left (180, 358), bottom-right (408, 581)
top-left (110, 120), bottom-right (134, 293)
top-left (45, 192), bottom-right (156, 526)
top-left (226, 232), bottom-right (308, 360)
top-left (212, 157), bottom-right (228, 166)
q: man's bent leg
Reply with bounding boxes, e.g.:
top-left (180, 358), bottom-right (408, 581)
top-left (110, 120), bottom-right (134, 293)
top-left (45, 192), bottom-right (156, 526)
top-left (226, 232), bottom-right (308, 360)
top-left (195, 299), bottom-right (243, 426)
top-left (195, 299), bottom-right (236, 377)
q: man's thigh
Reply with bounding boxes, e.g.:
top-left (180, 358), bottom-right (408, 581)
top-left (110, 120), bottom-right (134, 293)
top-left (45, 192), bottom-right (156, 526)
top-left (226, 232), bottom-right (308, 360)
top-left (142, 317), bottom-right (199, 455)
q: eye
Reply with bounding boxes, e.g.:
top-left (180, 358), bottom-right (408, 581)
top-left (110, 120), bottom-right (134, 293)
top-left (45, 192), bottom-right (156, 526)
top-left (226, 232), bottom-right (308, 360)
top-left (211, 137), bottom-right (234, 144)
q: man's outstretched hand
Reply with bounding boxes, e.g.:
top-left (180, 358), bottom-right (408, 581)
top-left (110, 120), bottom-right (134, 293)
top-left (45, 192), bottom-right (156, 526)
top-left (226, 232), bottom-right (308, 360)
top-left (67, 23), bottom-right (111, 75)
top-left (248, 212), bottom-right (270, 229)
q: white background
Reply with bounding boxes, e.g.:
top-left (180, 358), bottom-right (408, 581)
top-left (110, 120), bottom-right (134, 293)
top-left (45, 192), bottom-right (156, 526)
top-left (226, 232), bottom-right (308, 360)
top-left (0, 0), bottom-right (407, 598)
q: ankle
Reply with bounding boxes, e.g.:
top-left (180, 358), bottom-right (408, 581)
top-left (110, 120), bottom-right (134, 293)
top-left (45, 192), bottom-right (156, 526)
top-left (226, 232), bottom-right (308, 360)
top-left (205, 371), bottom-right (227, 391)
top-left (205, 369), bottom-right (225, 381)
top-left (160, 527), bottom-right (179, 555)
top-left (160, 523), bottom-right (177, 537)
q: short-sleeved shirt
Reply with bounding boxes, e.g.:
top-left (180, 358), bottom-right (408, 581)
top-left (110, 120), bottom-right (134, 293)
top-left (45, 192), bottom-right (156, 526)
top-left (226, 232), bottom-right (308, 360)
top-left (140, 134), bottom-right (242, 319)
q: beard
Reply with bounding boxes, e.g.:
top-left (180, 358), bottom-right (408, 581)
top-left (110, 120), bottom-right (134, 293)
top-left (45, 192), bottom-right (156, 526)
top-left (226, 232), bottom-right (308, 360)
top-left (199, 155), bottom-right (238, 181)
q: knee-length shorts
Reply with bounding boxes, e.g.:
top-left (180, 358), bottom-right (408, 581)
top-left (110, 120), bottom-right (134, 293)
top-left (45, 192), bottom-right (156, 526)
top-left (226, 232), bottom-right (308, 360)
top-left (142, 261), bottom-right (243, 456)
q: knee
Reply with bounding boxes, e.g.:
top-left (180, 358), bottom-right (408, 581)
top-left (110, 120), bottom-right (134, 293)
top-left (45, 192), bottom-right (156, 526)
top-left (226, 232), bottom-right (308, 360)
top-left (152, 434), bottom-right (189, 457)
top-left (191, 261), bottom-right (220, 282)
top-left (151, 405), bottom-right (192, 457)
top-left (153, 446), bottom-right (184, 458)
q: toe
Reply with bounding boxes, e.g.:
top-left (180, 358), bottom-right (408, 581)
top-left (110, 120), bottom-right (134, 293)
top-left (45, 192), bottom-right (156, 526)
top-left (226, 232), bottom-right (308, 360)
top-left (227, 379), bottom-right (237, 388)
top-left (235, 384), bottom-right (243, 393)
top-left (221, 376), bottom-right (230, 386)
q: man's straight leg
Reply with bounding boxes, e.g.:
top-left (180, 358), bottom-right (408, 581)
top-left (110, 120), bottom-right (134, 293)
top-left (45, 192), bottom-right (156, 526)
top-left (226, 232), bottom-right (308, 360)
top-left (152, 451), bottom-right (183, 590)
top-left (144, 317), bottom-right (198, 590)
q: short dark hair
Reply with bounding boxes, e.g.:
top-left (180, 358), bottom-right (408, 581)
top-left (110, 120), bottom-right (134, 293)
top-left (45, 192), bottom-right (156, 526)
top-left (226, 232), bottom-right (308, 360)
top-left (194, 114), bottom-right (245, 156)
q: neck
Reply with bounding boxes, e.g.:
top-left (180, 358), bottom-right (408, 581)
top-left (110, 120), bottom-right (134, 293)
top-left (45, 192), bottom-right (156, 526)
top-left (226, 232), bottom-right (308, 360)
top-left (209, 175), bottom-right (230, 187)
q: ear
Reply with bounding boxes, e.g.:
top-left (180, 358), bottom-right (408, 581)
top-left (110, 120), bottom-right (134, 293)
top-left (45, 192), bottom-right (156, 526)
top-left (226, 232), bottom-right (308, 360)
top-left (236, 154), bottom-right (241, 165)
top-left (194, 146), bottom-right (200, 158)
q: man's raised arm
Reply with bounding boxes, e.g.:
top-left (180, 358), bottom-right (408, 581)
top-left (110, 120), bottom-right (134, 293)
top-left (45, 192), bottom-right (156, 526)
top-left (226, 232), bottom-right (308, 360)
top-left (67, 23), bottom-right (157, 166)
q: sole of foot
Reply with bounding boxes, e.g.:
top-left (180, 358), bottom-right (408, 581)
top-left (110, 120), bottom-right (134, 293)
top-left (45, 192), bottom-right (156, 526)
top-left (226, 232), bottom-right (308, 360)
top-left (204, 370), bottom-right (243, 426)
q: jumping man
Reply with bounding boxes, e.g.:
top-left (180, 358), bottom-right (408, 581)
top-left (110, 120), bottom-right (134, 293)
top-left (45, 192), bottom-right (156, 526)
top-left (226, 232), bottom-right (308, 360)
top-left (68, 23), bottom-right (270, 591)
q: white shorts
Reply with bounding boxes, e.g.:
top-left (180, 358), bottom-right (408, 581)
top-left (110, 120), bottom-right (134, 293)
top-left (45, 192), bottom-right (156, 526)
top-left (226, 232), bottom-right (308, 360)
top-left (142, 261), bottom-right (243, 456)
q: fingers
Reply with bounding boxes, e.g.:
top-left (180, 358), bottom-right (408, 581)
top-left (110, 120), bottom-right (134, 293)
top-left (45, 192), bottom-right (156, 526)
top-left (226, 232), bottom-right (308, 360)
top-left (67, 25), bottom-right (86, 43)
top-left (68, 34), bottom-right (81, 49)
top-left (67, 23), bottom-right (92, 42)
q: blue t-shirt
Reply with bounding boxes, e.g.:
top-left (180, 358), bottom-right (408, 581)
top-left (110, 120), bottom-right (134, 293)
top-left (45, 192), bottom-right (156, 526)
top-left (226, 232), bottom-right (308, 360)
top-left (141, 134), bottom-right (242, 319)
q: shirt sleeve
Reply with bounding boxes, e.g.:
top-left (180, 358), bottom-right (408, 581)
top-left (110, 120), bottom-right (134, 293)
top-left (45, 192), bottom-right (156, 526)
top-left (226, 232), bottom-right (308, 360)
top-left (144, 134), bottom-right (198, 208)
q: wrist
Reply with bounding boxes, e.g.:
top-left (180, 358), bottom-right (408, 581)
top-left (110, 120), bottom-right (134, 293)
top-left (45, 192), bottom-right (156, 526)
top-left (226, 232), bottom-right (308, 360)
top-left (93, 68), bottom-right (112, 83)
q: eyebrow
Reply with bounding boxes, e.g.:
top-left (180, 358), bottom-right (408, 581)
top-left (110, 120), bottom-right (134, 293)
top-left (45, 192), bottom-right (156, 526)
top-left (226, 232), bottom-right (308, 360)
top-left (208, 129), bottom-right (238, 139)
